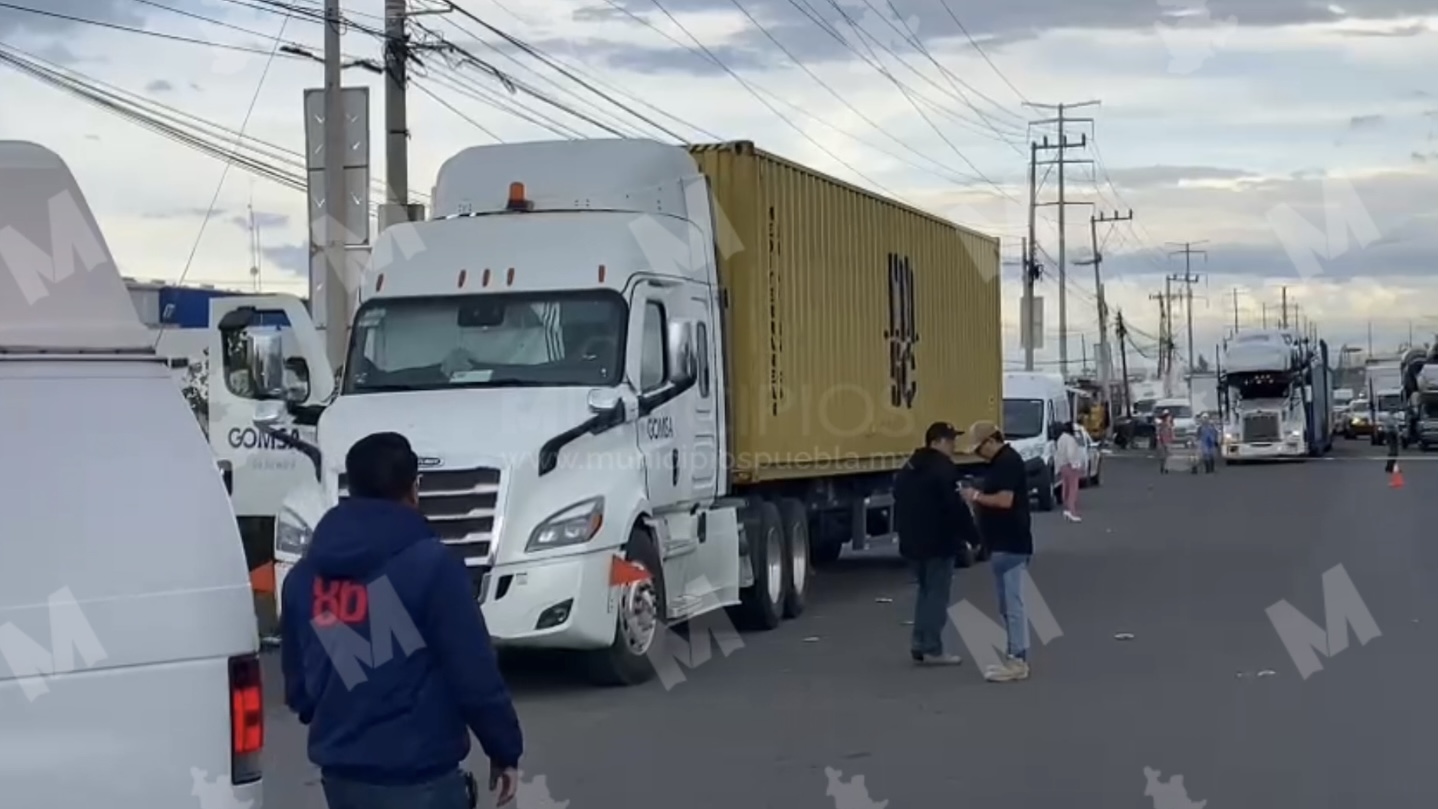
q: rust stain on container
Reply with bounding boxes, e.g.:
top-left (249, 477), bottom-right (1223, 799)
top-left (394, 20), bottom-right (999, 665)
top-left (689, 142), bottom-right (1002, 483)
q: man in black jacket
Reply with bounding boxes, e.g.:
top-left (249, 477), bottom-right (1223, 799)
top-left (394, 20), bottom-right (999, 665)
top-left (894, 421), bottom-right (980, 665)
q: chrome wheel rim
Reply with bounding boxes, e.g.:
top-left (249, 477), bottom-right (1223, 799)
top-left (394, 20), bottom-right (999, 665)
top-left (617, 563), bottom-right (659, 656)
top-left (789, 523), bottom-right (808, 598)
top-left (765, 526), bottom-right (784, 605)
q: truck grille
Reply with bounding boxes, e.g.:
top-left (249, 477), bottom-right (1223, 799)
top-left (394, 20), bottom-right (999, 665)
top-left (338, 466), bottom-right (500, 568)
top-left (1242, 413), bottom-right (1280, 442)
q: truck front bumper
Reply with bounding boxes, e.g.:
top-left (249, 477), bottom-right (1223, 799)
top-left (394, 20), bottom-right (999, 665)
top-left (1224, 440), bottom-right (1306, 459)
top-left (275, 551), bottom-right (618, 650)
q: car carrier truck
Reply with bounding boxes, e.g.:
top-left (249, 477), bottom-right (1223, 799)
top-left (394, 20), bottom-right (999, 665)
top-left (1218, 328), bottom-right (1333, 460)
top-left (224, 139), bottom-right (1001, 685)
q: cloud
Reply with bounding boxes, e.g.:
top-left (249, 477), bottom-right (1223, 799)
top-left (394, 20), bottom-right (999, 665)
top-left (227, 211), bottom-right (291, 231)
top-left (1100, 164), bottom-right (1258, 188)
top-left (567, 0), bottom-right (1438, 75)
top-left (1334, 21), bottom-right (1430, 35)
top-left (1349, 113), bottom-right (1385, 128)
top-left (261, 243), bottom-right (308, 275)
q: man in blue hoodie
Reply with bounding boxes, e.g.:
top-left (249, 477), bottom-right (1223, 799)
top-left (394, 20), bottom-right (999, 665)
top-left (281, 431), bottom-right (523, 809)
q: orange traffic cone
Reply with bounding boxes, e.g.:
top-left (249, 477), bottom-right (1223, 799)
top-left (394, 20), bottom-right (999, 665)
top-left (1389, 462), bottom-right (1405, 489)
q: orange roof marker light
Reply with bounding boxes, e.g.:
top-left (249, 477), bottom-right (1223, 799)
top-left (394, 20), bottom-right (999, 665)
top-left (375, 273), bottom-right (385, 293)
top-left (506, 182), bottom-right (533, 212)
top-left (457, 269), bottom-right (468, 288)
top-left (597, 264), bottom-right (606, 283)
top-left (506, 267), bottom-right (515, 286)
top-left (481, 268), bottom-right (492, 287)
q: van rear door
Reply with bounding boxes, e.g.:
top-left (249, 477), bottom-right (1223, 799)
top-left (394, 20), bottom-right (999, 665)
top-left (0, 359), bottom-right (262, 808)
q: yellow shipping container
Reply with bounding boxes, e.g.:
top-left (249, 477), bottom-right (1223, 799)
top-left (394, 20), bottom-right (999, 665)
top-left (688, 142), bottom-right (1002, 485)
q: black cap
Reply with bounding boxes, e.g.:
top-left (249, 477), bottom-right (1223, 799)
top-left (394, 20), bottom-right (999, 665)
top-left (925, 421), bottom-right (961, 444)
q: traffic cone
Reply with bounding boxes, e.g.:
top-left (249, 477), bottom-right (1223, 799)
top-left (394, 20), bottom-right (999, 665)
top-left (1389, 462), bottom-right (1405, 489)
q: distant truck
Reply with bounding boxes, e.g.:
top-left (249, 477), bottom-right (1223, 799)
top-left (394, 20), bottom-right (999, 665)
top-left (1219, 329), bottom-right (1333, 460)
top-left (1364, 361), bottom-right (1404, 446)
top-left (1399, 346), bottom-right (1438, 449)
top-left (226, 139), bottom-right (1002, 685)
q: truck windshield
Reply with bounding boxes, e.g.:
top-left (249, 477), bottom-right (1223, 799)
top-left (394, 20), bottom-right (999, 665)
top-left (1157, 405), bottom-right (1192, 419)
top-left (1424, 398), bottom-right (1438, 418)
top-left (1377, 394), bottom-right (1403, 412)
top-left (343, 291), bottom-right (626, 393)
top-left (1002, 398), bottom-right (1045, 439)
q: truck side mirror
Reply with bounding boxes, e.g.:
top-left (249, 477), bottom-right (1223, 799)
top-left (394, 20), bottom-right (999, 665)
top-left (666, 320), bottom-right (697, 387)
top-left (245, 330), bottom-right (288, 400)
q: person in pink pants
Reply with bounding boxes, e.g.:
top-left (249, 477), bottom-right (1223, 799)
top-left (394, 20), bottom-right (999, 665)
top-left (1054, 422), bottom-right (1085, 522)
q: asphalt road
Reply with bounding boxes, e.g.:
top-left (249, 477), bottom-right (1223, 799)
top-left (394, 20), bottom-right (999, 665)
top-left (260, 439), bottom-right (1438, 808)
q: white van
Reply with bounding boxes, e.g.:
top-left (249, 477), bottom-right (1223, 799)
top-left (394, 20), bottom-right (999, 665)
top-left (1002, 372), bottom-right (1070, 511)
top-left (0, 143), bottom-right (263, 807)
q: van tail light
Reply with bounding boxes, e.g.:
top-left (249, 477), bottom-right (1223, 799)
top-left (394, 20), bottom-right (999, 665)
top-left (229, 654), bottom-right (263, 784)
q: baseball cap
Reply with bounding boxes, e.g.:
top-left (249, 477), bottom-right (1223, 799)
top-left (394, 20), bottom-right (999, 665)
top-left (964, 420), bottom-right (1003, 450)
top-left (924, 421), bottom-right (961, 444)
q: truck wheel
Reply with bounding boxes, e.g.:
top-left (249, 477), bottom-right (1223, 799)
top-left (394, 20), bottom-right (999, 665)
top-left (736, 501), bottom-right (784, 631)
top-left (1034, 466), bottom-right (1056, 512)
top-left (775, 498), bottom-right (809, 619)
top-left (585, 526), bottom-right (664, 686)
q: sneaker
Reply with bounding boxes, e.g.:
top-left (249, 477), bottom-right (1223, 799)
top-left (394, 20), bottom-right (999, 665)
top-left (983, 657), bottom-right (1030, 682)
top-left (915, 653), bottom-right (964, 666)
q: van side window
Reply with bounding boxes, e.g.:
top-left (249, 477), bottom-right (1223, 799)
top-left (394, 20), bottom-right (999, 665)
top-left (696, 321), bottom-right (711, 398)
top-left (639, 301), bottom-right (667, 392)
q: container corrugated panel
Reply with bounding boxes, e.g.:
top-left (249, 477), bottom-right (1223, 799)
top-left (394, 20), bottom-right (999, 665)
top-left (689, 142), bottom-right (1001, 484)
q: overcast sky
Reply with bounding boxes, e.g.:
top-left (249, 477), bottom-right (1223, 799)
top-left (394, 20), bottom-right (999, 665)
top-left (2, 0), bottom-right (1437, 371)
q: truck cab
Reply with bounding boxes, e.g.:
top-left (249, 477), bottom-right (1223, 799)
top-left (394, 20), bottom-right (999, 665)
top-left (246, 142), bottom-right (759, 685)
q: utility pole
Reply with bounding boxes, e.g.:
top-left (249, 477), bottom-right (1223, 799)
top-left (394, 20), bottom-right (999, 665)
top-left (1115, 310), bottom-right (1132, 416)
top-left (1231, 288), bottom-right (1239, 333)
top-left (1167, 241), bottom-right (1207, 380)
top-left (321, 0), bottom-right (348, 369)
top-left (384, 0), bottom-right (409, 213)
top-left (1078, 210), bottom-right (1132, 426)
top-left (1024, 141), bottom-right (1038, 372)
top-left (1148, 287), bottom-right (1170, 391)
top-left (1027, 99), bottom-right (1099, 378)
top-left (1280, 287), bottom-right (1288, 329)
top-left (378, 0), bottom-right (434, 232)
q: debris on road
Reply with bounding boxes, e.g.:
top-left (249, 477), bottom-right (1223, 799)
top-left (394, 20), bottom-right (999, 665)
top-left (874, 597), bottom-right (893, 604)
top-left (1257, 669), bottom-right (1276, 677)
top-left (803, 636), bottom-right (821, 643)
top-left (1113, 632), bottom-right (1135, 641)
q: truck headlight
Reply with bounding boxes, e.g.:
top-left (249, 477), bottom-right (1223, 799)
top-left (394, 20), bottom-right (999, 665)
top-left (526, 497), bottom-right (604, 552)
top-left (275, 510), bottom-right (313, 556)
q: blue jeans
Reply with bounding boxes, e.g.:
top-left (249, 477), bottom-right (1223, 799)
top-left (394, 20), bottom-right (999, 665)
top-left (321, 770), bottom-right (471, 809)
top-left (991, 552), bottom-right (1032, 661)
top-left (909, 557), bottom-right (954, 656)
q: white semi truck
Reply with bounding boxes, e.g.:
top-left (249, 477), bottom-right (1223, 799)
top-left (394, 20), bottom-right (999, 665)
top-left (1219, 329), bottom-right (1333, 460)
top-left (225, 139), bottom-right (1002, 684)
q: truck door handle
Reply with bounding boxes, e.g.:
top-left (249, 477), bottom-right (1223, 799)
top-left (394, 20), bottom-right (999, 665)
top-left (671, 449), bottom-right (679, 485)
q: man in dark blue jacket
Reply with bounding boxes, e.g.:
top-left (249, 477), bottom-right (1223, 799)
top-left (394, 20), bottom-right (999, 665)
top-left (894, 421), bottom-right (980, 665)
top-left (281, 431), bottom-right (523, 809)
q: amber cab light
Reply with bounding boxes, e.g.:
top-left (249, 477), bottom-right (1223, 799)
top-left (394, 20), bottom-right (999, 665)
top-left (506, 182), bottom-right (533, 212)
top-left (229, 653), bottom-right (263, 785)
